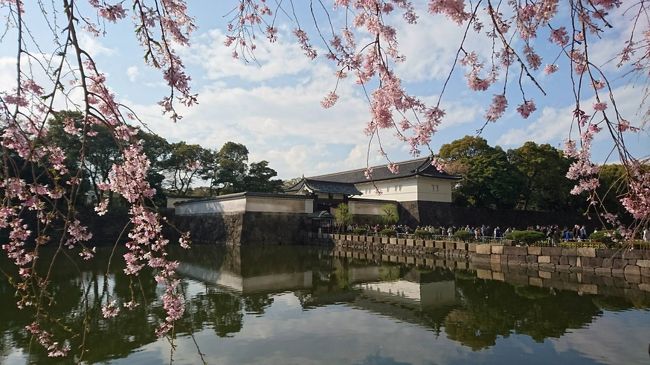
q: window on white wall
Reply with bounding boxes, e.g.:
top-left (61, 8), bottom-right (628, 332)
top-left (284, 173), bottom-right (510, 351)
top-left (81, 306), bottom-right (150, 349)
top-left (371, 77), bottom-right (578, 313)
top-left (432, 184), bottom-right (439, 192)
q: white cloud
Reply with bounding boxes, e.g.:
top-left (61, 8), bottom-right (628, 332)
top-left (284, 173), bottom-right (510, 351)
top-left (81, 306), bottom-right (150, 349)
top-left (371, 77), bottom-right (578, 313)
top-left (0, 57), bottom-right (16, 92)
top-left (129, 62), bottom-right (374, 179)
top-left (78, 33), bottom-right (115, 57)
top-left (182, 28), bottom-right (315, 82)
top-left (496, 85), bottom-right (649, 161)
top-left (551, 311), bottom-right (650, 365)
top-left (394, 15), bottom-right (493, 83)
top-left (127, 66), bottom-right (139, 82)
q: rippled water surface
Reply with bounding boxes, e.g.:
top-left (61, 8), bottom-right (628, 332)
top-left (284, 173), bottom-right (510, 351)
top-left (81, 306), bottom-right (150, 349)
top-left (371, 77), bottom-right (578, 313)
top-left (1, 245), bottom-right (649, 364)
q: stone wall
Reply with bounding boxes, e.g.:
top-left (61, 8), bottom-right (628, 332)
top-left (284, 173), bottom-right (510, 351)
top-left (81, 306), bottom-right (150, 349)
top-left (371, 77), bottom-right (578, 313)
top-left (318, 234), bottom-right (650, 280)
top-left (326, 246), bottom-right (650, 298)
top-left (172, 212), bottom-right (309, 246)
top-left (466, 244), bottom-right (650, 278)
top-left (172, 213), bottom-right (242, 245)
top-left (399, 201), bottom-right (591, 229)
top-left (240, 212), bottom-right (309, 245)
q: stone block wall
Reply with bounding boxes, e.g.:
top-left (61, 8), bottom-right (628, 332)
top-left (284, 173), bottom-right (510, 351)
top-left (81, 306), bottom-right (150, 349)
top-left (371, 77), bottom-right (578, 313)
top-left (172, 212), bottom-right (309, 246)
top-left (172, 213), bottom-right (242, 245)
top-left (328, 244), bottom-right (650, 298)
top-left (465, 244), bottom-right (650, 278)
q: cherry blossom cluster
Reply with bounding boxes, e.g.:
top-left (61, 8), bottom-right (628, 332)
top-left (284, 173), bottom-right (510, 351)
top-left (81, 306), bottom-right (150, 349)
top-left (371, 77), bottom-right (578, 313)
top-left (25, 322), bottom-right (70, 358)
top-left (0, 0), bottom-right (195, 356)
top-left (87, 0), bottom-right (197, 121)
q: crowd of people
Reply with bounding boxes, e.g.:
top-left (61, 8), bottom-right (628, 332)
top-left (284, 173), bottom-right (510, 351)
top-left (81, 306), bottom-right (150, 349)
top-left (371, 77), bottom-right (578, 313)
top-left (346, 223), bottom-right (596, 244)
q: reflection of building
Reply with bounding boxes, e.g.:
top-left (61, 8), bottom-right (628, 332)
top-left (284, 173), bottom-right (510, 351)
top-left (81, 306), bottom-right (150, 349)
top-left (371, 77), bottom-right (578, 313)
top-left (359, 280), bottom-right (456, 309)
top-left (177, 262), bottom-right (313, 293)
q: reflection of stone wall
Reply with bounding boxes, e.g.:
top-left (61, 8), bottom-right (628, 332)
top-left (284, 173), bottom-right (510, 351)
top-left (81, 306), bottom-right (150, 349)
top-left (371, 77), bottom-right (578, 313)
top-left (400, 201), bottom-right (589, 228)
top-left (329, 246), bottom-right (650, 300)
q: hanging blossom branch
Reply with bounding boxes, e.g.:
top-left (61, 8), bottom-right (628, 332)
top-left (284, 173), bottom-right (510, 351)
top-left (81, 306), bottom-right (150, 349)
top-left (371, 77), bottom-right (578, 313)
top-left (0, 0), bottom-right (195, 359)
top-left (226, 0), bottom-right (648, 237)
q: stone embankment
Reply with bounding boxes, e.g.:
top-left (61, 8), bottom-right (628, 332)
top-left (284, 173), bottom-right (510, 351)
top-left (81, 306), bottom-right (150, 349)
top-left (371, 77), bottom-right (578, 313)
top-left (326, 245), bottom-right (650, 298)
top-left (311, 233), bottom-right (650, 280)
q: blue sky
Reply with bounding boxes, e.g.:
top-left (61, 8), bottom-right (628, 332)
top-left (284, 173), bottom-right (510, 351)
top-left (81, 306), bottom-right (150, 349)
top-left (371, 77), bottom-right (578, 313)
top-left (0, 1), bottom-right (648, 179)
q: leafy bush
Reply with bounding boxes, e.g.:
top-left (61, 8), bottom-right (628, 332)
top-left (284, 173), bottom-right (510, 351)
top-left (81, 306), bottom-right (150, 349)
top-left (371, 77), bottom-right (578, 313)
top-left (589, 230), bottom-right (622, 245)
top-left (380, 228), bottom-right (397, 237)
top-left (454, 230), bottom-right (472, 241)
top-left (381, 204), bottom-right (399, 225)
top-left (508, 230), bottom-right (546, 245)
top-left (559, 242), bottom-right (606, 249)
top-left (414, 229), bottom-right (433, 239)
top-left (333, 203), bottom-right (353, 228)
top-left (352, 227), bottom-right (368, 235)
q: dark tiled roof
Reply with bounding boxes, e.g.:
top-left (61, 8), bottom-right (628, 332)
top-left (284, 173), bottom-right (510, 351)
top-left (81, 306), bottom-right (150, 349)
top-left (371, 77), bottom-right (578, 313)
top-left (309, 157), bottom-right (460, 184)
top-left (174, 192), bottom-right (312, 205)
top-left (285, 178), bottom-right (361, 196)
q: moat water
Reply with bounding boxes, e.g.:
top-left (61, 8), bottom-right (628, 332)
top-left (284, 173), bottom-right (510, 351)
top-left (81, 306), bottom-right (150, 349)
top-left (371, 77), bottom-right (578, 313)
top-left (1, 245), bottom-right (649, 364)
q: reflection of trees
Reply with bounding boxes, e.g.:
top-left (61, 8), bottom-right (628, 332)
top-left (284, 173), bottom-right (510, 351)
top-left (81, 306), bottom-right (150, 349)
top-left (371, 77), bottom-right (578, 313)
top-left (244, 293), bottom-right (274, 314)
top-left (445, 278), bottom-right (602, 350)
top-left (0, 251), bottom-right (161, 364)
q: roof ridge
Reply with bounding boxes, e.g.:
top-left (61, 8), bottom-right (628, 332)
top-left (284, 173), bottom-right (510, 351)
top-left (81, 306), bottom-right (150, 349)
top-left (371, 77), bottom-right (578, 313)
top-left (309, 156), bottom-right (432, 179)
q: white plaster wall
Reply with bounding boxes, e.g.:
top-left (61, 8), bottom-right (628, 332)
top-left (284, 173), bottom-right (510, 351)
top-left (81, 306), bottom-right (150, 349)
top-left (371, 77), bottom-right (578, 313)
top-left (304, 199), bottom-right (314, 213)
top-left (176, 196), bottom-right (313, 215)
top-left (416, 176), bottom-right (454, 203)
top-left (175, 198), bottom-right (247, 215)
top-left (354, 177), bottom-right (418, 202)
top-left (246, 196), bottom-right (312, 213)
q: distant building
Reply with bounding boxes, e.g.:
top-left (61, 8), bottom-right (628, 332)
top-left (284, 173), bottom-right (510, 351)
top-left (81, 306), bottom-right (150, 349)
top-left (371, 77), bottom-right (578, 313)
top-left (285, 157), bottom-right (460, 223)
top-left (173, 157), bottom-right (460, 245)
top-left (302, 157), bottom-right (459, 203)
top-left (176, 157), bottom-right (459, 224)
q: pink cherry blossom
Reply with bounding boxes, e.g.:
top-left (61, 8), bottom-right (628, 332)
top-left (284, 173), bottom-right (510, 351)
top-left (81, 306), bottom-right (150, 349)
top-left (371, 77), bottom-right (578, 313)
top-left (516, 100), bottom-right (536, 119)
top-left (485, 94), bottom-right (508, 122)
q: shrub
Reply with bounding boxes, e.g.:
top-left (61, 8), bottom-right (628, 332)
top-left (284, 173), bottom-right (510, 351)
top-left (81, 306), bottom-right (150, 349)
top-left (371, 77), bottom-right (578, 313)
top-left (381, 204), bottom-right (399, 225)
top-left (333, 203), bottom-right (353, 228)
top-left (352, 227), bottom-right (368, 235)
top-left (414, 229), bottom-right (433, 239)
top-left (380, 228), bottom-right (397, 237)
top-left (454, 230), bottom-right (472, 241)
top-left (589, 230), bottom-right (622, 245)
top-left (559, 242), bottom-right (606, 249)
top-left (508, 230), bottom-right (546, 245)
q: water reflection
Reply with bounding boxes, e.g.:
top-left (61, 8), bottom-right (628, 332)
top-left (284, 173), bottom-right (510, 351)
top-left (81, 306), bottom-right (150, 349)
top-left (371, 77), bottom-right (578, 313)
top-left (1, 245), bottom-right (649, 364)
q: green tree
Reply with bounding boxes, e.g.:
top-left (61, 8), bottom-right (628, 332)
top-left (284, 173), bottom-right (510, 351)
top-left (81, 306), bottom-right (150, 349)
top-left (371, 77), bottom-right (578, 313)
top-left (333, 203), bottom-right (353, 232)
top-left (381, 204), bottom-right (399, 225)
top-left (208, 141), bottom-right (250, 195)
top-left (438, 136), bottom-right (523, 209)
top-left (244, 160), bottom-right (283, 192)
top-left (507, 142), bottom-right (573, 211)
top-left (162, 142), bottom-right (207, 196)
